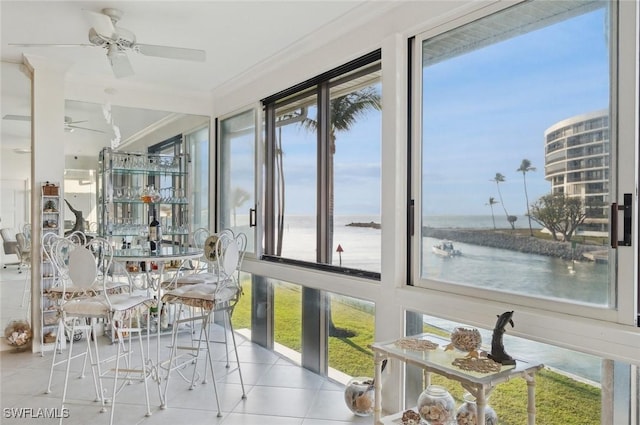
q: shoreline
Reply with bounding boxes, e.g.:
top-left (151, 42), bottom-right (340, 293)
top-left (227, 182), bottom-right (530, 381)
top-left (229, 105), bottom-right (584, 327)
top-left (422, 227), bottom-right (606, 262)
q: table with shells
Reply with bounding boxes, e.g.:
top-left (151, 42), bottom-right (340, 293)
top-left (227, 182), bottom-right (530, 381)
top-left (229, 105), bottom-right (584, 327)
top-left (370, 333), bottom-right (543, 425)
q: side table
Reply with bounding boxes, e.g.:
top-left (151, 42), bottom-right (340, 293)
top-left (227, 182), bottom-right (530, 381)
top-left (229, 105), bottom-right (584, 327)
top-left (371, 333), bottom-right (543, 425)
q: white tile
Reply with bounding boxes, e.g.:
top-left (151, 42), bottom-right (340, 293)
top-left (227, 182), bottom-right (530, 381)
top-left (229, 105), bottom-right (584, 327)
top-left (233, 385), bottom-right (317, 418)
top-left (256, 364), bottom-right (326, 390)
top-left (220, 412), bottom-right (303, 425)
top-left (305, 389), bottom-right (372, 423)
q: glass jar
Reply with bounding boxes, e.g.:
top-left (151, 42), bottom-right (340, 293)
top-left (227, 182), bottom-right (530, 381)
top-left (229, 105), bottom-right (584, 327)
top-left (344, 377), bottom-right (374, 416)
top-left (417, 385), bottom-right (455, 425)
top-left (456, 392), bottom-right (498, 425)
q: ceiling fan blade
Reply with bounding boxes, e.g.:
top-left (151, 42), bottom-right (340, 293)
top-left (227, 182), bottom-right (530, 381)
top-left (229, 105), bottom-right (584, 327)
top-left (67, 125), bottom-right (106, 134)
top-left (5, 114), bottom-right (102, 132)
top-left (108, 48), bottom-right (134, 78)
top-left (9, 43), bottom-right (95, 48)
top-left (83, 9), bottom-right (117, 39)
top-left (136, 44), bottom-right (206, 62)
top-left (3, 114), bottom-right (31, 121)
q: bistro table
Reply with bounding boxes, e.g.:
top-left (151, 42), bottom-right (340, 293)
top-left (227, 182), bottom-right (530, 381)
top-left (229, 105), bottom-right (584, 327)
top-left (371, 333), bottom-right (543, 425)
top-left (112, 245), bottom-right (203, 404)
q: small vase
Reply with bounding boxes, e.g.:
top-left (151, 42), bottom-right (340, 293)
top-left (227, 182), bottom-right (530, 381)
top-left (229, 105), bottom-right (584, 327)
top-left (456, 392), bottom-right (498, 425)
top-left (344, 377), bottom-right (374, 416)
top-left (417, 385), bottom-right (455, 425)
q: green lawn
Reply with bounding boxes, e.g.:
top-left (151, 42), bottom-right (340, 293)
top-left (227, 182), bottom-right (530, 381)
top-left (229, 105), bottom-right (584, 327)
top-left (231, 280), bottom-right (600, 424)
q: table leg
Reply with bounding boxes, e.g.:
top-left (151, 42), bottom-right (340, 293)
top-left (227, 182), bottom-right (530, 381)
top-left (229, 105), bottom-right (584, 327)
top-left (525, 371), bottom-right (536, 425)
top-left (374, 353), bottom-right (384, 425)
top-left (476, 390), bottom-right (486, 425)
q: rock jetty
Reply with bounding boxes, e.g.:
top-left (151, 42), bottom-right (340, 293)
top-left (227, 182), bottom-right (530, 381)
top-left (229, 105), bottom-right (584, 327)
top-left (346, 221), bottom-right (381, 229)
top-left (422, 227), bottom-right (605, 262)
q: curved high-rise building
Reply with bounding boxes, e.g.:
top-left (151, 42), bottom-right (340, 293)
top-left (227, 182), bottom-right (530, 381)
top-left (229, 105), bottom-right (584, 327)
top-left (544, 110), bottom-right (609, 236)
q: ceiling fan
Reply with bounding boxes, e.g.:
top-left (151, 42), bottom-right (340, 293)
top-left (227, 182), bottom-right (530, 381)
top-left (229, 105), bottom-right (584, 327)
top-left (2, 114), bottom-right (106, 133)
top-left (10, 8), bottom-right (206, 78)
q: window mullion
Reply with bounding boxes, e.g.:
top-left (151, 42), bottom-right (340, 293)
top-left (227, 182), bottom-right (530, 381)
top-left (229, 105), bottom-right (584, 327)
top-left (264, 103), bottom-right (277, 255)
top-left (317, 83), bottom-right (331, 263)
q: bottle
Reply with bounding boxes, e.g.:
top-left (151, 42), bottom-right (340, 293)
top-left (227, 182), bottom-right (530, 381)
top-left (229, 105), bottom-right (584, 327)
top-left (148, 208), bottom-right (161, 252)
top-left (160, 305), bottom-right (169, 330)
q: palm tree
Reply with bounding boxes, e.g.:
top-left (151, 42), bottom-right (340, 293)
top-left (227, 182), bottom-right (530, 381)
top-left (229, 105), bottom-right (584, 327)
top-left (298, 86), bottom-right (381, 336)
top-left (491, 173), bottom-right (509, 224)
top-left (486, 197), bottom-right (499, 230)
top-left (517, 159), bottom-right (536, 236)
top-left (491, 173), bottom-right (517, 229)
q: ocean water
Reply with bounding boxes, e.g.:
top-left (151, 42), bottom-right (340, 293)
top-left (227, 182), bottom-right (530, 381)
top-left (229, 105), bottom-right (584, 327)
top-left (278, 215), bottom-right (382, 272)
top-left (276, 214), bottom-right (605, 382)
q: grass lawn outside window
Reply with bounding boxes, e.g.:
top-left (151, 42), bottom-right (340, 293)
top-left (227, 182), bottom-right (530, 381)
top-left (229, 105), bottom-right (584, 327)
top-left (231, 279), bottom-right (600, 424)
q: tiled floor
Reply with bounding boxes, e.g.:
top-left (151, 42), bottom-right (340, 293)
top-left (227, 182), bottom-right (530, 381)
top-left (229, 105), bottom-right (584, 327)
top-left (0, 266), bottom-right (372, 425)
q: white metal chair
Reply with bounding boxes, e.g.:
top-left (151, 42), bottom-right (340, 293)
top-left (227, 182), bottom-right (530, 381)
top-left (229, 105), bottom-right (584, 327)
top-left (1, 227), bottom-right (19, 270)
top-left (158, 231), bottom-right (247, 413)
top-left (43, 232), bottom-right (93, 396)
top-left (168, 229), bottom-right (245, 367)
top-left (169, 227), bottom-right (234, 284)
top-left (50, 236), bottom-right (153, 425)
top-left (16, 232), bottom-right (32, 306)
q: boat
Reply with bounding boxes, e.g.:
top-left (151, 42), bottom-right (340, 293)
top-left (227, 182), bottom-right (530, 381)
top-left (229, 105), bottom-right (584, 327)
top-left (432, 240), bottom-right (462, 257)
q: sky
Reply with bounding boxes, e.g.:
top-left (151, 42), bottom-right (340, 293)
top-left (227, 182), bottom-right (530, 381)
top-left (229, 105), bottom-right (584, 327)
top-left (422, 7), bottom-right (608, 216)
top-left (230, 5), bottom-right (609, 219)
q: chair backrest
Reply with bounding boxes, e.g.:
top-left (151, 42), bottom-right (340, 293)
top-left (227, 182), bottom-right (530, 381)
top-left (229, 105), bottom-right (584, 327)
top-left (15, 233), bottom-right (29, 250)
top-left (219, 235), bottom-right (239, 278)
top-left (68, 245), bottom-right (98, 288)
top-left (15, 233), bottom-right (31, 262)
top-left (192, 227), bottom-right (210, 250)
top-left (49, 235), bottom-right (113, 294)
top-left (215, 231), bottom-right (247, 282)
top-left (1, 228), bottom-right (18, 254)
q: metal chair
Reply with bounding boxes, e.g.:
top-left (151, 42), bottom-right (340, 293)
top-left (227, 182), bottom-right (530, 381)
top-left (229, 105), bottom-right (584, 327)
top-left (1, 227), bottom-right (19, 270)
top-left (50, 235), bottom-right (153, 425)
top-left (15, 232), bottom-right (32, 306)
top-left (43, 232), bottom-right (92, 396)
top-left (158, 231), bottom-right (247, 413)
top-left (167, 229), bottom-right (244, 367)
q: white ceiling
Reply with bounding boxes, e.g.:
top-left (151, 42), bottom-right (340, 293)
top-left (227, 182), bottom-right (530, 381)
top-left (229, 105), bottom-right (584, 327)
top-left (1, 0), bottom-right (377, 157)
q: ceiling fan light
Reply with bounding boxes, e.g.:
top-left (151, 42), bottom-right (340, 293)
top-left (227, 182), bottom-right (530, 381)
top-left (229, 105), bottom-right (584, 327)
top-left (107, 44), bottom-right (134, 78)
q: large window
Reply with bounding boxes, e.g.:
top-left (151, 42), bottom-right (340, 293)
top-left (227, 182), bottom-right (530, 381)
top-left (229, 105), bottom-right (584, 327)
top-left (219, 109), bottom-right (256, 254)
top-left (413, 0), bottom-right (624, 314)
top-left (263, 53), bottom-right (382, 276)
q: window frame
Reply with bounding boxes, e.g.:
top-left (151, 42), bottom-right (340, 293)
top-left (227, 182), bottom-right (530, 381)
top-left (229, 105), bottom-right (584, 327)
top-left (261, 52), bottom-right (383, 279)
top-left (409, 0), bottom-right (637, 326)
top-left (217, 107), bottom-right (259, 258)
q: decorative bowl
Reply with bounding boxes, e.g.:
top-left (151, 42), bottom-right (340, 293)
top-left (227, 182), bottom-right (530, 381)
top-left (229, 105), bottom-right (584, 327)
top-left (344, 377), bottom-right (374, 416)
